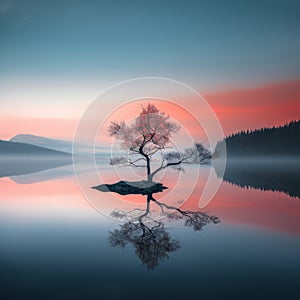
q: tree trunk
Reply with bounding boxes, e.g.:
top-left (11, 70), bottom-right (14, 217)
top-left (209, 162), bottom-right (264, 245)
top-left (139, 146), bottom-right (152, 182)
top-left (146, 156), bottom-right (152, 182)
top-left (147, 173), bottom-right (154, 182)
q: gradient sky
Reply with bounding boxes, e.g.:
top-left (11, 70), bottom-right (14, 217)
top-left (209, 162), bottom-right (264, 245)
top-left (1, 0), bottom-right (299, 140)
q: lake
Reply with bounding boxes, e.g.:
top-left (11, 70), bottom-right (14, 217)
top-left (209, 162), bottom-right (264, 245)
top-left (1, 158), bottom-right (300, 300)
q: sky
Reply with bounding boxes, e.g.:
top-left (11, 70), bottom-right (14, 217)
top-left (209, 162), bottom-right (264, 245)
top-left (0, 0), bottom-right (300, 141)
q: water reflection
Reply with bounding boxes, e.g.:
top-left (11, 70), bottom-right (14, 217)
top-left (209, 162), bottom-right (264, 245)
top-left (215, 160), bottom-right (300, 198)
top-left (10, 164), bottom-right (75, 184)
top-left (0, 155), bottom-right (72, 178)
top-left (94, 180), bottom-right (219, 269)
top-left (109, 216), bottom-right (180, 269)
top-left (1, 158), bottom-right (300, 236)
top-left (3, 154), bottom-right (300, 201)
top-left (1, 159), bottom-right (300, 299)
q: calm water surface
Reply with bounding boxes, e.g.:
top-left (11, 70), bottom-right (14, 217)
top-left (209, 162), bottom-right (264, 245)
top-left (1, 159), bottom-right (300, 300)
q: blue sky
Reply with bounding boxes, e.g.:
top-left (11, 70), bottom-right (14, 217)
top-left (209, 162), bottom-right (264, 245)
top-left (1, 0), bottom-right (299, 88)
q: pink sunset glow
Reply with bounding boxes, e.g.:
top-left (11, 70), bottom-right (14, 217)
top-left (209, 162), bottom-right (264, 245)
top-left (0, 117), bottom-right (78, 140)
top-left (205, 78), bottom-right (300, 136)
top-left (1, 79), bottom-right (299, 142)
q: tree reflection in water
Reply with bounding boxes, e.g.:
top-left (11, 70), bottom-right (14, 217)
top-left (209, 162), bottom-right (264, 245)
top-left (108, 190), bottom-right (219, 269)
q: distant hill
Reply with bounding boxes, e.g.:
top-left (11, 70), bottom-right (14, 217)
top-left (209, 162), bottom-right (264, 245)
top-left (10, 134), bottom-right (111, 155)
top-left (215, 120), bottom-right (300, 158)
top-left (0, 140), bottom-right (72, 177)
top-left (0, 139), bottom-right (71, 157)
top-left (10, 134), bottom-right (73, 153)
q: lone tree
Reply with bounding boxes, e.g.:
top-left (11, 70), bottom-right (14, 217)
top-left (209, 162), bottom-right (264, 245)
top-left (108, 103), bottom-right (212, 182)
top-left (109, 103), bottom-right (190, 181)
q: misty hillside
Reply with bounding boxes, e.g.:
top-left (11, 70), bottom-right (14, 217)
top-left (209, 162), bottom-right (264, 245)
top-left (215, 120), bottom-right (300, 158)
top-left (10, 134), bottom-right (73, 153)
top-left (0, 140), bottom-right (72, 177)
top-left (0, 140), bottom-right (71, 157)
top-left (10, 134), bottom-right (111, 155)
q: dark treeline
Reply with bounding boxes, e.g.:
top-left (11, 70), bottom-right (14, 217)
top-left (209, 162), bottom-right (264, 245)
top-left (215, 120), bottom-right (300, 157)
top-left (213, 120), bottom-right (300, 198)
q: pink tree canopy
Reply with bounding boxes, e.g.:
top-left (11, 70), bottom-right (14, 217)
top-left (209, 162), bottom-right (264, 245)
top-left (108, 103), bottom-right (180, 151)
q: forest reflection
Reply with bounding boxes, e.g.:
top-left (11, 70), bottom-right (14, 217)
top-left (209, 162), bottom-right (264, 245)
top-left (215, 160), bottom-right (300, 198)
